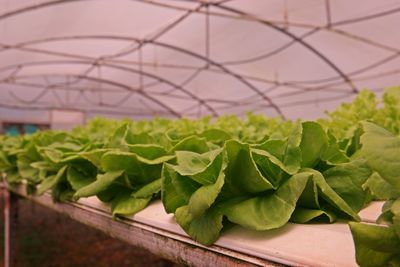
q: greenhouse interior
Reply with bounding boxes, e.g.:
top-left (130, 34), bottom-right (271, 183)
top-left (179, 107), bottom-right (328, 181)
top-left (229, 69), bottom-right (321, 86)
top-left (0, 1), bottom-right (400, 267)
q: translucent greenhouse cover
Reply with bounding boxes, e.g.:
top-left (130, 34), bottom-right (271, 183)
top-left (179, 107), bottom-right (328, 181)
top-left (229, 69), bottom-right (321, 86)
top-left (0, 0), bottom-right (399, 121)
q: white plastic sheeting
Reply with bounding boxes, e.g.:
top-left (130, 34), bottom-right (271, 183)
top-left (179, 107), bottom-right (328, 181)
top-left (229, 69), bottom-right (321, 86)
top-left (0, 0), bottom-right (399, 121)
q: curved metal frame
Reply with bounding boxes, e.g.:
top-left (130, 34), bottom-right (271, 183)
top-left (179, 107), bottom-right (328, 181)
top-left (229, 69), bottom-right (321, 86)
top-left (0, 0), bottom-right (399, 117)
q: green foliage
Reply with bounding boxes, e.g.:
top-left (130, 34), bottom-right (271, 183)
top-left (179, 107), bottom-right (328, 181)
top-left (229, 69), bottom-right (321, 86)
top-left (1, 88), bottom-right (400, 267)
top-left (319, 87), bottom-right (400, 140)
top-left (350, 199), bottom-right (400, 267)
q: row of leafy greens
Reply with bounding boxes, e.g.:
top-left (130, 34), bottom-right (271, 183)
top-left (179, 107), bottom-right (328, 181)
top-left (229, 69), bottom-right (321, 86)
top-left (320, 87), bottom-right (400, 266)
top-left (0, 87), bottom-right (399, 267)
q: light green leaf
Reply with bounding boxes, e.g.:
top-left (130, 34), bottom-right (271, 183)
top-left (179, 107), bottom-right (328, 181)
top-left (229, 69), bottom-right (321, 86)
top-left (42, 149), bottom-right (63, 163)
top-left (74, 170), bottom-right (123, 199)
top-left (175, 205), bottom-right (223, 246)
top-left (17, 156), bottom-right (38, 179)
top-left (37, 165), bottom-right (67, 195)
top-left (132, 178), bottom-right (161, 198)
top-left (170, 136), bottom-right (209, 154)
top-left (128, 144), bottom-right (175, 164)
top-left (125, 132), bottom-right (154, 145)
top-left (301, 169), bottom-right (360, 221)
top-left (391, 199), bottom-right (400, 239)
top-left (220, 172), bottom-right (310, 230)
top-left (223, 140), bottom-right (274, 197)
top-left (199, 128), bottom-right (232, 143)
top-left (79, 149), bottom-right (108, 169)
top-left (300, 121), bottom-right (328, 168)
top-left (173, 149), bottom-right (222, 185)
top-left (324, 159), bottom-right (372, 212)
top-left (101, 151), bottom-right (161, 184)
top-left (363, 172), bottom-right (400, 200)
top-left (290, 207), bottom-right (336, 223)
top-left (284, 124), bottom-right (303, 173)
top-left (188, 161), bottom-right (226, 218)
top-left (107, 123), bottom-right (129, 149)
top-left (361, 122), bottom-right (400, 192)
top-left (67, 166), bottom-right (95, 191)
top-left (0, 151), bottom-right (11, 170)
top-left (161, 163), bottom-right (199, 213)
top-left (30, 161), bottom-right (56, 171)
top-left (112, 192), bottom-right (151, 218)
top-left (320, 131), bottom-right (350, 164)
top-left (349, 222), bottom-right (400, 267)
top-left (96, 184), bottom-right (126, 203)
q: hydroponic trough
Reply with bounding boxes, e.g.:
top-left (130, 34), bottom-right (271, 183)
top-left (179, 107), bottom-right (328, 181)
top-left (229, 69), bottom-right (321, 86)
top-left (3, 182), bottom-right (383, 267)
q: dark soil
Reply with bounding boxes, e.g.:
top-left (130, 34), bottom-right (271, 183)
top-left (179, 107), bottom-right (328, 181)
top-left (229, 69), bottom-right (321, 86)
top-left (0, 191), bottom-right (179, 267)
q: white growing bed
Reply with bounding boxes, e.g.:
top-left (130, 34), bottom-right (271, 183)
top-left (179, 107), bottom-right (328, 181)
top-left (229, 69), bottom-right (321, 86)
top-left (4, 183), bottom-right (383, 267)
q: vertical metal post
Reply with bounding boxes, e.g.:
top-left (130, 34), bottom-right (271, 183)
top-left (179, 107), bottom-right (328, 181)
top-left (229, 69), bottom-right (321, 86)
top-left (4, 188), bottom-right (18, 267)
